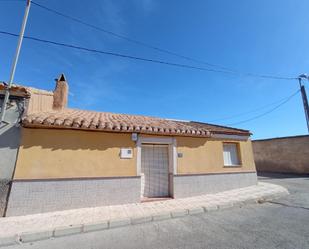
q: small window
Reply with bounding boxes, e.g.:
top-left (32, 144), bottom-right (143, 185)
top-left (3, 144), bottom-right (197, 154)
top-left (223, 143), bottom-right (240, 166)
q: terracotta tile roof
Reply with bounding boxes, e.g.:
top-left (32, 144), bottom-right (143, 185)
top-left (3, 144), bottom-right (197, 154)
top-left (22, 108), bottom-right (250, 137)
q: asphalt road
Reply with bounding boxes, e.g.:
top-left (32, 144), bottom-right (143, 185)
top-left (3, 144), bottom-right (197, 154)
top-left (6, 174), bottom-right (309, 249)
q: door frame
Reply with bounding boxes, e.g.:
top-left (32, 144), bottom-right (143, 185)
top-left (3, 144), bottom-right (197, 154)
top-left (137, 136), bottom-right (177, 198)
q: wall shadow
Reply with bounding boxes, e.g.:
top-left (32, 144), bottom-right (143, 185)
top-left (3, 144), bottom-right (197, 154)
top-left (20, 128), bottom-right (208, 151)
top-left (258, 172), bottom-right (309, 179)
top-left (0, 126), bottom-right (21, 150)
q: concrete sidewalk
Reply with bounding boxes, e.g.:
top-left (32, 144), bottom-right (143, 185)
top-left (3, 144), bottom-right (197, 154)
top-left (0, 182), bottom-right (288, 247)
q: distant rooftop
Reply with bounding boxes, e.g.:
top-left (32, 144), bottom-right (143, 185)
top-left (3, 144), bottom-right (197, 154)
top-left (0, 82), bottom-right (53, 97)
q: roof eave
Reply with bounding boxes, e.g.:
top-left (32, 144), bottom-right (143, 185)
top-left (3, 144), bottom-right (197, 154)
top-left (21, 122), bottom-right (250, 138)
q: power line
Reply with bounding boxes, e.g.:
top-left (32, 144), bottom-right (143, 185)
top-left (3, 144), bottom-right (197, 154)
top-left (226, 89), bottom-right (300, 126)
top-left (29, 0), bottom-right (296, 81)
top-left (0, 30), bottom-right (239, 74)
top-left (208, 91), bottom-right (301, 122)
top-left (1, 0), bottom-right (297, 80)
top-left (0, 30), bottom-right (297, 80)
top-left (30, 0), bottom-right (234, 72)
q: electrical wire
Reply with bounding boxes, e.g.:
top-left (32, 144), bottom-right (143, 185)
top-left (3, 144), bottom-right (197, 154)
top-left (1, 0), bottom-right (298, 80)
top-left (29, 0), bottom-right (296, 81)
top-left (0, 30), bottom-right (298, 80)
top-left (208, 91), bottom-right (301, 122)
top-left (1, 0), bottom-right (303, 128)
top-left (0, 30), bottom-right (258, 74)
top-left (226, 89), bottom-right (301, 126)
top-left (30, 0), bottom-right (235, 72)
top-left (0, 0), bottom-right (23, 2)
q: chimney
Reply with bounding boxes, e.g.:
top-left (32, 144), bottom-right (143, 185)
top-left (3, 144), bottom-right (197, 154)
top-left (53, 74), bottom-right (69, 110)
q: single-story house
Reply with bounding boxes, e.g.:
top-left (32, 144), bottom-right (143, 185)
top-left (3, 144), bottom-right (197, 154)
top-left (5, 74), bottom-right (257, 216)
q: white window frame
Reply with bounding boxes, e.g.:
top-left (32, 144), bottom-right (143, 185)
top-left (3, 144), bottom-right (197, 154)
top-left (222, 142), bottom-right (241, 167)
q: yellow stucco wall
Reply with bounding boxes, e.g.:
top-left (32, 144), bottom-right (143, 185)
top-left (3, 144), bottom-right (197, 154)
top-left (14, 128), bottom-right (137, 179)
top-left (14, 128), bottom-right (256, 180)
top-left (176, 137), bottom-right (256, 174)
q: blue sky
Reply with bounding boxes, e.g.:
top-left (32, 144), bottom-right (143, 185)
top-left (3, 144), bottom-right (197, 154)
top-left (1, 0), bottom-right (309, 139)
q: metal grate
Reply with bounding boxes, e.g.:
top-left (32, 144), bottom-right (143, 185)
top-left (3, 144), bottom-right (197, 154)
top-left (141, 144), bottom-right (169, 198)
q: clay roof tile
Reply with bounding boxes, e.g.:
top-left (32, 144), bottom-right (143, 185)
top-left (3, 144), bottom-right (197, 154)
top-left (21, 108), bottom-right (251, 138)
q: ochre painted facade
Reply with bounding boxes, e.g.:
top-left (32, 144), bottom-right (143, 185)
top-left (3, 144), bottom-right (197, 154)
top-left (14, 128), bottom-right (137, 179)
top-left (176, 137), bottom-right (256, 174)
top-left (14, 128), bottom-right (256, 180)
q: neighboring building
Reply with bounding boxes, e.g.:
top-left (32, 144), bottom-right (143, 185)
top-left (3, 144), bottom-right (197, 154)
top-left (5, 75), bottom-right (257, 216)
top-left (253, 135), bottom-right (309, 174)
top-left (0, 84), bottom-right (27, 216)
top-left (0, 82), bottom-right (54, 216)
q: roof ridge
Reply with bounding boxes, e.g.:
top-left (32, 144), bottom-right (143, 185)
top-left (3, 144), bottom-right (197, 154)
top-left (64, 108), bottom-right (169, 120)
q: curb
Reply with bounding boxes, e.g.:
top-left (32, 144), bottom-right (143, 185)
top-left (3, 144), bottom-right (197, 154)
top-left (53, 225), bottom-right (83, 238)
top-left (0, 185), bottom-right (289, 247)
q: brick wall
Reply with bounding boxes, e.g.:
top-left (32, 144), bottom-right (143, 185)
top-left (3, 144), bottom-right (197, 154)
top-left (252, 135), bottom-right (309, 174)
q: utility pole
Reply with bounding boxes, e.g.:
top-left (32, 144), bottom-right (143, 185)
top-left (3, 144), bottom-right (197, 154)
top-left (298, 74), bottom-right (309, 133)
top-left (0, 0), bottom-right (31, 124)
